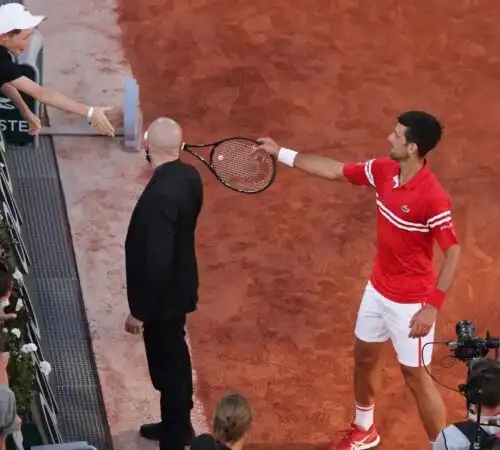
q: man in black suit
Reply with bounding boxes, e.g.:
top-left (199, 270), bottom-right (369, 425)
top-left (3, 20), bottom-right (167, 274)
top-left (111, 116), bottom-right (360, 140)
top-left (124, 117), bottom-right (203, 450)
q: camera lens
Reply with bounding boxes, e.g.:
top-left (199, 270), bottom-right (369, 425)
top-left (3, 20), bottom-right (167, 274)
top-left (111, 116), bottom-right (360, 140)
top-left (456, 320), bottom-right (475, 340)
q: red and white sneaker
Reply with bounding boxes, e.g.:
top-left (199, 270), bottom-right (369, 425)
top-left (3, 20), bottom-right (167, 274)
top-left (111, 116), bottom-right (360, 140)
top-left (330, 423), bottom-right (381, 449)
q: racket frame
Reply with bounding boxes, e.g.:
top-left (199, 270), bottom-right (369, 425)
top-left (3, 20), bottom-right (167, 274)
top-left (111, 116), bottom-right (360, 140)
top-left (182, 136), bottom-right (277, 194)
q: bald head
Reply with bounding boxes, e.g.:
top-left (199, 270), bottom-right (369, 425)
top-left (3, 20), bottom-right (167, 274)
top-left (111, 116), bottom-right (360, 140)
top-left (146, 117), bottom-right (183, 158)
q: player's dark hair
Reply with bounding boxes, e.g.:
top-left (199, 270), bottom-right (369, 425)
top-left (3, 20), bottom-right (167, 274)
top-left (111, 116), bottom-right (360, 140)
top-left (397, 111), bottom-right (443, 158)
top-left (467, 359), bottom-right (500, 407)
top-left (6, 29), bottom-right (22, 36)
top-left (213, 391), bottom-right (252, 444)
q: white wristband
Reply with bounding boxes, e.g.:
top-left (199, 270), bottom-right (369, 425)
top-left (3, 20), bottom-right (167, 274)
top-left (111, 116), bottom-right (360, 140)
top-left (277, 147), bottom-right (298, 167)
top-left (87, 107), bottom-right (94, 121)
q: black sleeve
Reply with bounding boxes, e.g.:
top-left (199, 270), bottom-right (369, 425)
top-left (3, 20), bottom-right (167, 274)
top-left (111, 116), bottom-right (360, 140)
top-left (0, 50), bottom-right (22, 88)
top-left (127, 193), bottom-right (178, 323)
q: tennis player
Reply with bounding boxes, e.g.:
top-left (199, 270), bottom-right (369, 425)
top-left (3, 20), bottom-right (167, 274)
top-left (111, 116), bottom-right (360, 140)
top-left (256, 111), bottom-right (461, 450)
top-left (0, 3), bottom-right (114, 136)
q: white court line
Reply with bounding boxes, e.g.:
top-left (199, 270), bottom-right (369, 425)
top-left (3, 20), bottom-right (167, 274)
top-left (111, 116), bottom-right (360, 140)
top-left (186, 333), bottom-right (209, 434)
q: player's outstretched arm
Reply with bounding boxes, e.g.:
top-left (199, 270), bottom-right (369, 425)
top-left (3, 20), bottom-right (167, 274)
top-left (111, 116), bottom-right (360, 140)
top-left (256, 137), bottom-right (345, 181)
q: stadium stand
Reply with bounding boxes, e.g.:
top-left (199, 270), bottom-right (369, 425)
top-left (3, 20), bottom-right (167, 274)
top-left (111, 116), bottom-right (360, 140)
top-left (0, 1), bottom-right (114, 449)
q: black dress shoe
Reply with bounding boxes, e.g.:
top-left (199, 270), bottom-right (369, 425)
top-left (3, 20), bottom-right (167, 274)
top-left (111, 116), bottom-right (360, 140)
top-left (139, 423), bottom-right (162, 441)
top-left (139, 422), bottom-right (195, 445)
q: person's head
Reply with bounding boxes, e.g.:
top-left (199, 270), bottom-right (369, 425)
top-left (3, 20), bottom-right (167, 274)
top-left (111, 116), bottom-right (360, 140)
top-left (465, 359), bottom-right (500, 417)
top-left (143, 117), bottom-right (183, 167)
top-left (213, 392), bottom-right (252, 448)
top-left (0, 3), bottom-right (45, 55)
top-left (388, 111), bottom-right (443, 163)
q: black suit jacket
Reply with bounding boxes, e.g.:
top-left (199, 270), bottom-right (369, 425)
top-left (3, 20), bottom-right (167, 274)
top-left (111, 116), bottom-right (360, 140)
top-left (125, 159), bottom-right (203, 323)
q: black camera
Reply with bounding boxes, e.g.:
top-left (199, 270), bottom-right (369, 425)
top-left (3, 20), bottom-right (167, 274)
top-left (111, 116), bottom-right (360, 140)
top-left (432, 322), bottom-right (500, 449)
top-left (448, 320), bottom-right (500, 362)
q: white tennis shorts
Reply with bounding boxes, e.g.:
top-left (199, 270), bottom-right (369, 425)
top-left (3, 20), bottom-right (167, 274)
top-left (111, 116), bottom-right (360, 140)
top-left (354, 281), bottom-right (435, 367)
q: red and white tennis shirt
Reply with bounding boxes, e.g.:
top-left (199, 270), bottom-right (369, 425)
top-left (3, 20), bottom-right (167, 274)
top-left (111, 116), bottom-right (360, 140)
top-left (343, 157), bottom-right (458, 304)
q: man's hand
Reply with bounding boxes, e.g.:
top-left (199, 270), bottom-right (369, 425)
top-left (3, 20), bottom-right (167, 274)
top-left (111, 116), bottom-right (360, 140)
top-left (254, 137), bottom-right (345, 180)
top-left (22, 110), bottom-right (42, 135)
top-left (408, 305), bottom-right (437, 338)
top-left (89, 106), bottom-right (116, 137)
top-left (255, 137), bottom-right (280, 157)
top-left (124, 314), bottom-right (143, 335)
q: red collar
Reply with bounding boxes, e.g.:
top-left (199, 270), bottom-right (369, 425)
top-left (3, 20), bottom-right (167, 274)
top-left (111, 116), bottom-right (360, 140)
top-left (394, 160), bottom-right (430, 190)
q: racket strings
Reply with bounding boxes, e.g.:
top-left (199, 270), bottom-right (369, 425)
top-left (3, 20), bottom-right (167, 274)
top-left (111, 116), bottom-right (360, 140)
top-left (211, 140), bottom-right (274, 192)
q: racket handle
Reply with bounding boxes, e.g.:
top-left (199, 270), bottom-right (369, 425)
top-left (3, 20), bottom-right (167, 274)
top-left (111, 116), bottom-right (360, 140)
top-left (278, 147), bottom-right (298, 167)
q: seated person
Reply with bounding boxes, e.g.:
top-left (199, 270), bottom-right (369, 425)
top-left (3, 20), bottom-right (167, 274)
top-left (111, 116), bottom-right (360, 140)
top-left (433, 359), bottom-right (500, 450)
top-left (191, 392), bottom-right (252, 450)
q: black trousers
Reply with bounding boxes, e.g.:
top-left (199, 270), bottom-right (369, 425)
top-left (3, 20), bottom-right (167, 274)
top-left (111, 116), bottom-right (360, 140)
top-left (143, 314), bottom-right (193, 450)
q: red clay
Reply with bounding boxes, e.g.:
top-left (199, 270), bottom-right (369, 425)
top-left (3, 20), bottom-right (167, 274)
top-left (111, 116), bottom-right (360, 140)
top-left (117, 1), bottom-right (500, 448)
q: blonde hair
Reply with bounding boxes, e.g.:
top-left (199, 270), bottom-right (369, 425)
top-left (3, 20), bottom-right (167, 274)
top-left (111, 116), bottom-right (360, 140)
top-left (213, 391), bottom-right (252, 444)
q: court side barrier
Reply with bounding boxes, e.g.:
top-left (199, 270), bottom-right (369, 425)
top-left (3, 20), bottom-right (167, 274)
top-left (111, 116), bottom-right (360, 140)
top-left (0, 128), bottom-right (63, 449)
top-left (18, 29), bottom-right (44, 87)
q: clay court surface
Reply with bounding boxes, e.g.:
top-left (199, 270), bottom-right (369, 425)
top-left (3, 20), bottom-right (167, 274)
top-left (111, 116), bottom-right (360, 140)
top-left (112, 0), bottom-right (500, 448)
top-left (111, 1), bottom-right (500, 448)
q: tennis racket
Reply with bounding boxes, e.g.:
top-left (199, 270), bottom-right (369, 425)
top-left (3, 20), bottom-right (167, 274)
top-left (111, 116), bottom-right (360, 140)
top-left (181, 137), bottom-right (277, 194)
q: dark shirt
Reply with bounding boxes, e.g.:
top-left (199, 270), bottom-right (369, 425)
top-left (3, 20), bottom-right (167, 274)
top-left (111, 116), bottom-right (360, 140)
top-left (0, 46), bottom-right (21, 88)
top-left (125, 159), bottom-right (204, 322)
top-left (190, 434), bottom-right (231, 450)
